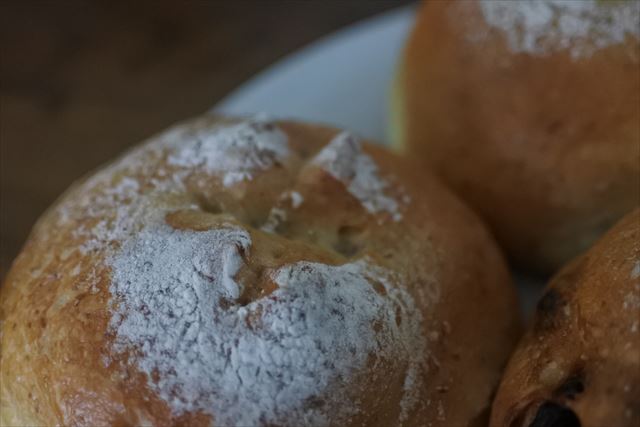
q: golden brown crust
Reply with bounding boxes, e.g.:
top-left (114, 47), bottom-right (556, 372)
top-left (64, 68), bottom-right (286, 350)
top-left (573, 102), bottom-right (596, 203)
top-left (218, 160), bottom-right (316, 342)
top-left (399, 0), bottom-right (640, 273)
top-left (1, 115), bottom-right (519, 426)
top-left (491, 209), bottom-right (640, 427)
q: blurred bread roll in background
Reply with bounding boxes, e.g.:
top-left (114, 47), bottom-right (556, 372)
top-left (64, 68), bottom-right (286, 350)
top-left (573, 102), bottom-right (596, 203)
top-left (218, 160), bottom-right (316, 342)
top-left (393, 0), bottom-right (640, 273)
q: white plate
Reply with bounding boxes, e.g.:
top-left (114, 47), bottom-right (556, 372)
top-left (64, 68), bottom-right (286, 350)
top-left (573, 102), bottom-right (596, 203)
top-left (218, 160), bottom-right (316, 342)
top-left (216, 6), bottom-right (542, 319)
top-left (216, 6), bottom-right (415, 141)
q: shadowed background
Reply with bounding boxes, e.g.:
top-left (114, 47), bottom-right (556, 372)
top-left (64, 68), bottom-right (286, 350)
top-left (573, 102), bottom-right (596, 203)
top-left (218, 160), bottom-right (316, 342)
top-left (0, 0), bottom-right (412, 279)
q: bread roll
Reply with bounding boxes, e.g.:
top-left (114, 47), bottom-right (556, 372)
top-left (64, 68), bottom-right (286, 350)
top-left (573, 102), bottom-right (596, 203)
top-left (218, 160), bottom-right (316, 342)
top-left (0, 115), bottom-right (518, 426)
top-left (395, 0), bottom-right (640, 273)
top-left (491, 208), bottom-right (640, 427)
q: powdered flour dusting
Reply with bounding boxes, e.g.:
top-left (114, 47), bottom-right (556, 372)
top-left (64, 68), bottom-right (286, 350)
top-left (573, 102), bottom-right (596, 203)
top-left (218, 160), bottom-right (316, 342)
top-left (477, 0), bottom-right (640, 59)
top-left (313, 132), bottom-right (403, 221)
top-left (631, 260), bottom-right (640, 280)
top-left (109, 225), bottom-right (425, 426)
top-left (168, 118), bottom-right (290, 187)
top-left (56, 115), bottom-right (425, 425)
top-left (262, 190), bottom-right (305, 233)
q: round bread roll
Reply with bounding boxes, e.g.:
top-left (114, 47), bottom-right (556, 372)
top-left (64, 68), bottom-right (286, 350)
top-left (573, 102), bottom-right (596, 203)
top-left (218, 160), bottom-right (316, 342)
top-left (491, 209), bottom-right (640, 427)
top-left (0, 115), bottom-right (519, 426)
top-left (393, 0), bottom-right (640, 273)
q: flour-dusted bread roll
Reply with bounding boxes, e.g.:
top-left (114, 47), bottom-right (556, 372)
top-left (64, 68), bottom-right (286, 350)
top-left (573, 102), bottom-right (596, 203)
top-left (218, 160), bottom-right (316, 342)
top-left (394, 0), bottom-right (640, 273)
top-left (0, 115), bottom-right (519, 426)
top-left (491, 209), bottom-right (640, 427)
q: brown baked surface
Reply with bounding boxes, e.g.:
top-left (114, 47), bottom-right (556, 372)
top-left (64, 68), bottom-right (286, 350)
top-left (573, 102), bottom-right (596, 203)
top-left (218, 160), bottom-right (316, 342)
top-left (398, 0), bottom-right (640, 273)
top-left (0, 115), bottom-right (519, 426)
top-left (491, 208), bottom-right (640, 427)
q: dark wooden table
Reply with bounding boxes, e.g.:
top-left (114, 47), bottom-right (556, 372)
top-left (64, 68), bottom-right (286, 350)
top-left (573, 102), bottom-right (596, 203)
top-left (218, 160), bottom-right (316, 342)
top-left (0, 0), bottom-right (412, 279)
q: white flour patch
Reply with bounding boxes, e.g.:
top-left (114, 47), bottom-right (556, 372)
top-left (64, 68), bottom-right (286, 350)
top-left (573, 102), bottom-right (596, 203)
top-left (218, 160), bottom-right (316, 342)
top-left (48, 115), bottom-right (425, 425)
top-left (288, 190), bottom-right (304, 208)
top-left (262, 190), bottom-right (305, 233)
top-left (168, 118), bottom-right (290, 187)
top-left (108, 224), bottom-right (425, 426)
top-left (313, 132), bottom-right (404, 221)
top-left (623, 286), bottom-right (640, 310)
top-left (477, 0), bottom-right (640, 59)
top-left (630, 260), bottom-right (640, 280)
top-left (261, 207), bottom-right (288, 234)
top-left (68, 176), bottom-right (146, 254)
top-left (622, 254), bottom-right (640, 332)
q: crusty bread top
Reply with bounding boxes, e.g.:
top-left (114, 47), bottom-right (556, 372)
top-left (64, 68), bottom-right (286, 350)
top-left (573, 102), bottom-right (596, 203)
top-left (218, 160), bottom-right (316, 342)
top-left (1, 115), bottom-right (518, 426)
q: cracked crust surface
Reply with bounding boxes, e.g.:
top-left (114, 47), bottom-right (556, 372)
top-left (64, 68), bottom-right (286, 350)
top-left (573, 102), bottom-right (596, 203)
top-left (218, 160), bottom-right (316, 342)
top-left (1, 115), bottom-right (518, 426)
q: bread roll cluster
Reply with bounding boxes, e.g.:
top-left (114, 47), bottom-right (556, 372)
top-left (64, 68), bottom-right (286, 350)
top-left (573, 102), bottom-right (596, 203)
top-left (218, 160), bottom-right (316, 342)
top-left (2, 1), bottom-right (638, 426)
top-left (396, 2), bottom-right (639, 426)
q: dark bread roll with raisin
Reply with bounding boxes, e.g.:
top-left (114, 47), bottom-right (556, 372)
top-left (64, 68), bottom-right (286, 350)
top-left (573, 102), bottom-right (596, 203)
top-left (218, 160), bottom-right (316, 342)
top-left (491, 209), bottom-right (640, 427)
